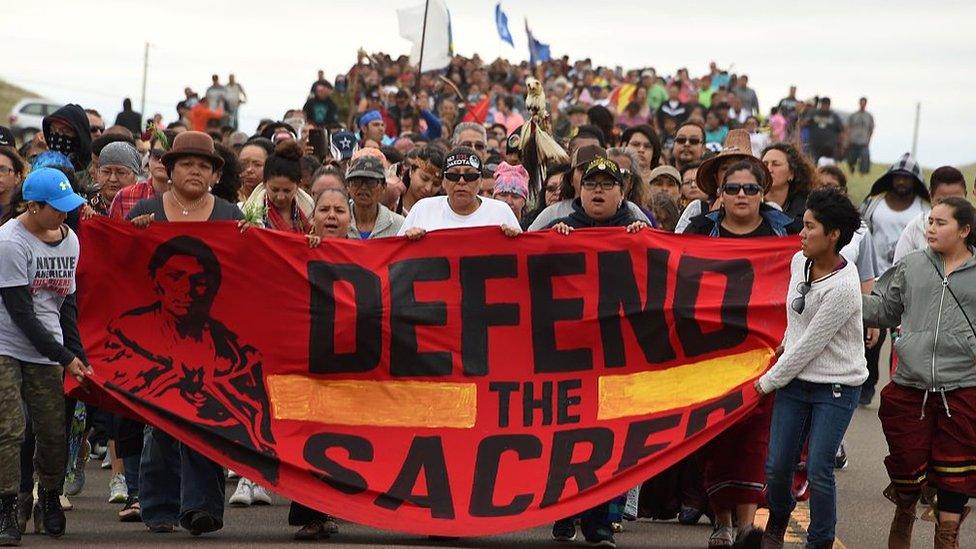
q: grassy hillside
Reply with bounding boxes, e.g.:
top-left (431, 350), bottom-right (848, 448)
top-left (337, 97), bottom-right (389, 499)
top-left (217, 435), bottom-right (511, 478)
top-left (0, 77), bottom-right (39, 124)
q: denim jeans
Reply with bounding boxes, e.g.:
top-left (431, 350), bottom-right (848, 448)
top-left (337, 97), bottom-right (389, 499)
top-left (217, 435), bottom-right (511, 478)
top-left (765, 379), bottom-right (859, 547)
top-left (139, 426), bottom-right (225, 529)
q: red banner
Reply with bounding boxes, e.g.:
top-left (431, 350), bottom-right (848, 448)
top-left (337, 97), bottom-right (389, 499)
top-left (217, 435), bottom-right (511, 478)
top-left (70, 218), bottom-right (796, 536)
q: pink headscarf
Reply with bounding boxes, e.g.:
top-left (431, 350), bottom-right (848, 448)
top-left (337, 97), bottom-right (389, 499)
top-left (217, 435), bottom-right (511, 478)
top-left (493, 162), bottom-right (529, 200)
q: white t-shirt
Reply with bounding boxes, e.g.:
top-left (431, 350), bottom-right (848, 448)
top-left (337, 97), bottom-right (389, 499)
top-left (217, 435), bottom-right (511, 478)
top-left (397, 196), bottom-right (520, 235)
top-left (0, 220), bottom-right (79, 365)
top-left (871, 197), bottom-right (923, 275)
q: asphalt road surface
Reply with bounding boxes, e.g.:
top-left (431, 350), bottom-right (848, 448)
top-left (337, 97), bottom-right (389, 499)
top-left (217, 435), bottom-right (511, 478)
top-left (20, 346), bottom-right (976, 548)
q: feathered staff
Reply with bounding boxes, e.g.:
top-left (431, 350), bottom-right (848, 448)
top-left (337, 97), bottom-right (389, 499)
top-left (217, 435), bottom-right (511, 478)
top-left (519, 77), bottom-right (568, 203)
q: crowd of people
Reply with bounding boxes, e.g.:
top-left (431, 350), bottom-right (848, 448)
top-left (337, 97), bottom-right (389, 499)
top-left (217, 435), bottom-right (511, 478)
top-left (0, 49), bottom-right (971, 549)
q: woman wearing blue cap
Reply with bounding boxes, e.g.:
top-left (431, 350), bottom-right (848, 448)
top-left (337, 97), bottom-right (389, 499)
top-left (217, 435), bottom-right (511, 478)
top-left (0, 167), bottom-right (92, 545)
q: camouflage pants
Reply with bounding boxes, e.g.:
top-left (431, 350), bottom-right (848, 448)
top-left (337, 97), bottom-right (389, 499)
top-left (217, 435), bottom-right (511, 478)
top-left (0, 355), bottom-right (65, 496)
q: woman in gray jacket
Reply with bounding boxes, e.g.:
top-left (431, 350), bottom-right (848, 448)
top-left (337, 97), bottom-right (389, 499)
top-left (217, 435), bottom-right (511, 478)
top-left (863, 197), bottom-right (976, 549)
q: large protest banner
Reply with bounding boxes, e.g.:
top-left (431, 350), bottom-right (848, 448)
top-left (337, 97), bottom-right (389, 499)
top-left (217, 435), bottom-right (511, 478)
top-left (69, 218), bottom-right (796, 536)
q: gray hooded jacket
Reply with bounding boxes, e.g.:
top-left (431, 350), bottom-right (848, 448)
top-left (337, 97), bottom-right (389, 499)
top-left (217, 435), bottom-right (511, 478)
top-left (863, 247), bottom-right (976, 400)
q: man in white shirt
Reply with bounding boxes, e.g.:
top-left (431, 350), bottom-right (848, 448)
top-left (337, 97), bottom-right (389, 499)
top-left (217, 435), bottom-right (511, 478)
top-left (398, 147), bottom-right (521, 239)
top-left (858, 153), bottom-right (931, 276)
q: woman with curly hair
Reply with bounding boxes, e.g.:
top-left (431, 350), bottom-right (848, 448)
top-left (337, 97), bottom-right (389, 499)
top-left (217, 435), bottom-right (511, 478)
top-left (762, 142), bottom-right (815, 222)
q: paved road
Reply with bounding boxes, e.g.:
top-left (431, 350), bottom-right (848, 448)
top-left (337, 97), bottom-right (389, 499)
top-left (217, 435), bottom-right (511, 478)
top-left (20, 347), bottom-right (976, 548)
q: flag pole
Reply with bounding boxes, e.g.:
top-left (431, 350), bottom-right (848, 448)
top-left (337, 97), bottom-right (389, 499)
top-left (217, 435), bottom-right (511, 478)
top-left (415, 0), bottom-right (431, 95)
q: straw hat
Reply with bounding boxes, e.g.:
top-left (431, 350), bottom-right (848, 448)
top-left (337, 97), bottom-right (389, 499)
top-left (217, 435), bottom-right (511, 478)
top-left (696, 129), bottom-right (771, 198)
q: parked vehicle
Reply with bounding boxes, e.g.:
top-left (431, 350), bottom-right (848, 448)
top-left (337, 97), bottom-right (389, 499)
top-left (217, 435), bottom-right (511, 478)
top-left (7, 98), bottom-right (62, 143)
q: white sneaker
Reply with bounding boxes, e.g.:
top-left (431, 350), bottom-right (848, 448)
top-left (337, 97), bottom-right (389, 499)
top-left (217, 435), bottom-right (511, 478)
top-left (101, 451), bottom-right (112, 470)
top-left (229, 478), bottom-right (253, 507)
top-left (250, 482), bottom-right (272, 505)
top-left (108, 473), bottom-right (128, 503)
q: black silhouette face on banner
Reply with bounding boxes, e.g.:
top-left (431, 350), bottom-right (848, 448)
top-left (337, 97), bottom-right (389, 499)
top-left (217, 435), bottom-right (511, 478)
top-left (105, 236), bottom-right (279, 483)
top-left (148, 237), bottom-right (221, 323)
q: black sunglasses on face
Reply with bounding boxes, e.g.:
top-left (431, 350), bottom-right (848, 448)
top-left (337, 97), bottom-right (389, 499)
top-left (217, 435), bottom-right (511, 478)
top-left (581, 180), bottom-right (619, 191)
top-left (90, 126), bottom-right (105, 134)
top-left (674, 137), bottom-right (702, 145)
top-left (444, 172), bottom-right (480, 182)
top-left (722, 183), bottom-right (762, 196)
top-left (150, 148), bottom-right (165, 160)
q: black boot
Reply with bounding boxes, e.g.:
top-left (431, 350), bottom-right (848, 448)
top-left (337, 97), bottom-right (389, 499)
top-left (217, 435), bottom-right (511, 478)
top-left (33, 488), bottom-right (65, 538)
top-left (0, 495), bottom-right (21, 546)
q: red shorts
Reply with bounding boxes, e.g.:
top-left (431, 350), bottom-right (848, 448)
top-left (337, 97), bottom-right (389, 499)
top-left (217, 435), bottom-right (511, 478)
top-left (700, 395), bottom-right (773, 510)
top-left (879, 383), bottom-right (976, 497)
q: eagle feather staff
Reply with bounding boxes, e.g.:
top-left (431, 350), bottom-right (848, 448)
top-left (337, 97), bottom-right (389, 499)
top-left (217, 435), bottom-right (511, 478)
top-left (519, 77), bottom-right (569, 203)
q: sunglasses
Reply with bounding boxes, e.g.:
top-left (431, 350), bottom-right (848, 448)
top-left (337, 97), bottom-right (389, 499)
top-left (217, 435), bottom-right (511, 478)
top-left (791, 280), bottom-right (811, 314)
top-left (722, 182), bottom-right (763, 196)
top-left (674, 137), bottom-right (702, 145)
top-left (581, 180), bottom-right (619, 191)
top-left (459, 141), bottom-right (487, 151)
top-left (90, 126), bottom-right (105, 134)
top-left (150, 148), bottom-right (165, 160)
top-left (444, 172), bottom-right (480, 182)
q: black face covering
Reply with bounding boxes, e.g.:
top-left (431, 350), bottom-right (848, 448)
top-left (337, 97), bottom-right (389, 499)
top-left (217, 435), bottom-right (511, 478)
top-left (47, 131), bottom-right (79, 156)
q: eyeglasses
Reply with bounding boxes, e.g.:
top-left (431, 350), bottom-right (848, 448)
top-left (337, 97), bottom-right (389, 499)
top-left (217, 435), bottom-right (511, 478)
top-left (347, 178), bottom-right (383, 188)
top-left (791, 281), bottom-right (811, 314)
top-left (0, 167), bottom-right (16, 176)
top-left (97, 167), bottom-right (133, 180)
top-left (581, 180), bottom-right (619, 191)
top-left (444, 171), bottom-right (480, 182)
top-left (90, 126), bottom-right (105, 134)
top-left (459, 141), bottom-right (487, 151)
top-left (722, 182), bottom-right (762, 196)
top-left (674, 137), bottom-right (703, 145)
top-left (150, 148), bottom-right (165, 160)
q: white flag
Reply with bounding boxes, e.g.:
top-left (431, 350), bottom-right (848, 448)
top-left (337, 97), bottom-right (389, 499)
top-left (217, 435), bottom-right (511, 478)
top-left (397, 0), bottom-right (452, 72)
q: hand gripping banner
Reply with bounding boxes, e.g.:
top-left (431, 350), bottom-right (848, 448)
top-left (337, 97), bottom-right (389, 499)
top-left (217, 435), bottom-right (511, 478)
top-left (69, 218), bottom-right (796, 536)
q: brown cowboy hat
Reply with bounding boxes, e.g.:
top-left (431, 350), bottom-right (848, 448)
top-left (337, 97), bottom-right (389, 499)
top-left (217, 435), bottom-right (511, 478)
top-left (160, 131), bottom-right (225, 171)
top-left (696, 129), bottom-right (771, 198)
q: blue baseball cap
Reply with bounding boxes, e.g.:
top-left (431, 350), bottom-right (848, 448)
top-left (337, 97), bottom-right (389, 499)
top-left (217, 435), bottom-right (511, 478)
top-left (22, 167), bottom-right (86, 213)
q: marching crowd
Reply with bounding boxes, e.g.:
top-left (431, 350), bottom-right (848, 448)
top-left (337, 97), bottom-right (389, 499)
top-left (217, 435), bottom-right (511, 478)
top-left (0, 51), bottom-right (972, 549)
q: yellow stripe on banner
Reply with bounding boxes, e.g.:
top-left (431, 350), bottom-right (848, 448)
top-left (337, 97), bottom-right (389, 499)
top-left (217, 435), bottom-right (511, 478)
top-left (598, 348), bottom-right (774, 420)
top-left (267, 376), bottom-right (477, 428)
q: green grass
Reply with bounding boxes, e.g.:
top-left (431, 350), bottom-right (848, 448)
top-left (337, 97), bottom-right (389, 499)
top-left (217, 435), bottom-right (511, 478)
top-left (845, 162), bottom-right (976, 204)
top-left (0, 77), bottom-right (39, 124)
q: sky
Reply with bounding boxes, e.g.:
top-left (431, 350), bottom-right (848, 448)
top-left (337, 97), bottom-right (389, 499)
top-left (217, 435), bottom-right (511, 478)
top-left (2, 0), bottom-right (973, 167)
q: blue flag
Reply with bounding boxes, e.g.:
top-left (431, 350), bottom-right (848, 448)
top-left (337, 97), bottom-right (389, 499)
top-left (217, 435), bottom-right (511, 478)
top-left (525, 19), bottom-right (551, 65)
top-left (495, 3), bottom-right (514, 47)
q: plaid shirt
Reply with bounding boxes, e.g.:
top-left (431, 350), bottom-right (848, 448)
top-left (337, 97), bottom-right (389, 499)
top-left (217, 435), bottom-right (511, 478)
top-left (109, 180), bottom-right (158, 220)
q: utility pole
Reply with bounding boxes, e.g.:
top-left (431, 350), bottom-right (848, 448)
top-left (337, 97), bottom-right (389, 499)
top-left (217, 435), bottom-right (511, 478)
top-left (140, 42), bottom-right (150, 128)
top-left (911, 102), bottom-right (921, 158)
top-left (414, 0), bottom-right (430, 94)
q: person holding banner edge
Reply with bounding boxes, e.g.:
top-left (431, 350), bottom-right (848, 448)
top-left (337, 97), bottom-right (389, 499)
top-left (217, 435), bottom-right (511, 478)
top-left (288, 185), bottom-right (355, 540)
top-left (545, 154), bottom-right (646, 548)
top-left (755, 188), bottom-right (867, 549)
top-left (0, 167), bottom-right (90, 545)
top-left (125, 131), bottom-right (248, 536)
top-left (682, 151), bottom-right (800, 548)
top-left (397, 146), bottom-right (521, 240)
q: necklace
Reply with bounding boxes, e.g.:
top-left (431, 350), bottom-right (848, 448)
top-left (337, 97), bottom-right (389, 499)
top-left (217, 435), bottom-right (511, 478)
top-left (170, 191), bottom-right (206, 216)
